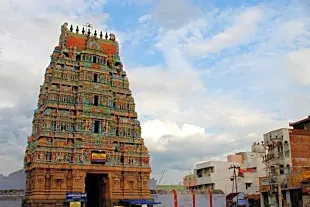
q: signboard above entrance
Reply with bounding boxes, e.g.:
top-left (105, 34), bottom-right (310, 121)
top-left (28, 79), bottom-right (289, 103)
top-left (287, 171), bottom-right (310, 188)
top-left (91, 150), bottom-right (106, 164)
top-left (65, 192), bottom-right (87, 202)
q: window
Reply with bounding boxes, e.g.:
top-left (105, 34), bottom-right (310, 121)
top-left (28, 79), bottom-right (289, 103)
top-left (93, 95), bottom-right (99, 106)
top-left (286, 164), bottom-right (291, 173)
top-left (92, 56), bottom-right (97, 63)
top-left (109, 100), bottom-right (114, 107)
top-left (284, 141), bottom-right (289, 151)
top-left (73, 86), bottom-right (78, 93)
top-left (120, 154), bottom-right (124, 164)
top-left (76, 54), bottom-right (81, 61)
top-left (245, 183), bottom-right (252, 189)
top-left (52, 121), bottom-right (56, 131)
top-left (94, 121), bottom-right (100, 133)
top-left (68, 153), bottom-right (73, 163)
top-left (46, 152), bottom-right (51, 162)
top-left (278, 142), bottom-right (283, 152)
top-left (94, 74), bottom-right (99, 83)
top-left (196, 169), bottom-right (203, 178)
top-left (280, 165), bottom-right (284, 174)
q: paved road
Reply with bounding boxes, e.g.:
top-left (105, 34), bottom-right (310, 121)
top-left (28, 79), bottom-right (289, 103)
top-left (0, 200), bottom-right (22, 207)
top-left (0, 194), bottom-right (24, 200)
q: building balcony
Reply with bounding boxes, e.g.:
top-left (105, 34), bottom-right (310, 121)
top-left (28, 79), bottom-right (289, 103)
top-left (196, 173), bottom-right (216, 185)
top-left (243, 161), bottom-right (258, 169)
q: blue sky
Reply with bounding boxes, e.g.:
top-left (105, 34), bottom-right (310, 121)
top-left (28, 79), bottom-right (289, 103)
top-left (0, 0), bottom-right (310, 183)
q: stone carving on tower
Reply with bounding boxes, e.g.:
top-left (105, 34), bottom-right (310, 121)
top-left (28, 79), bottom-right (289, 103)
top-left (23, 22), bottom-right (151, 207)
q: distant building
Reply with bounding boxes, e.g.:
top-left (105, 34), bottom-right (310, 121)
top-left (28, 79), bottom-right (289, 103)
top-left (183, 143), bottom-right (265, 195)
top-left (261, 116), bottom-right (310, 207)
top-left (262, 121), bottom-right (310, 186)
top-left (195, 160), bottom-right (240, 194)
top-left (183, 174), bottom-right (197, 188)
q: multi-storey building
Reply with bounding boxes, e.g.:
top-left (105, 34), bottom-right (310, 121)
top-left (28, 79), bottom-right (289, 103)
top-left (264, 116), bottom-right (310, 174)
top-left (183, 173), bottom-right (197, 189)
top-left (261, 116), bottom-right (310, 207)
top-left (263, 117), bottom-right (310, 182)
top-left (23, 23), bottom-right (151, 207)
top-left (195, 160), bottom-right (238, 194)
top-left (184, 143), bottom-right (265, 195)
top-left (263, 128), bottom-right (291, 177)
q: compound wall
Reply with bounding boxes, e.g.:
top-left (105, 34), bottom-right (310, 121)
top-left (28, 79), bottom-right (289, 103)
top-left (153, 193), bottom-right (226, 207)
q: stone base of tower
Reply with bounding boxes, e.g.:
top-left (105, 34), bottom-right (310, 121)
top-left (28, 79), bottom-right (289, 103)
top-left (24, 164), bottom-right (152, 207)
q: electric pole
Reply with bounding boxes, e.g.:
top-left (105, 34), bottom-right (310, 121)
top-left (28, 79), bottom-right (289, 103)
top-left (277, 164), bottom-right (283, 207)
top-left (229, 165), bottom-right (240, 206)
top-left (263, 139), bottom-right (283, 207)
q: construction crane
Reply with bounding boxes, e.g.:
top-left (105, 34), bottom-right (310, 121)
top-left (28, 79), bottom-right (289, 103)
top-left (157, 169), bottom-right (166, 189)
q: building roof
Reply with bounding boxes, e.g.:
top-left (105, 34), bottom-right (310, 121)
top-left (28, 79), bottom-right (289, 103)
top-left (59, 22), bottom-right (118, 55)
top-left (301, 177), bottom-right (310, 183)
top-left (289, 116), bottom-right (310, 127)
top-left (226, 193), bottom-right (239, 201)
top-left (245, 194), bottom-right (260, 200)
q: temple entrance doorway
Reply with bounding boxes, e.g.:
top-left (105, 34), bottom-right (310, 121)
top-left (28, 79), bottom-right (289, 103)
top-left (85, 173), bottom-right (107, 207)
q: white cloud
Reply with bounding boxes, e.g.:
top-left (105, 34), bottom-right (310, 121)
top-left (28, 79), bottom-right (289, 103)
top-left (153, 0), bottom-right (201, 29)
top-left (124, 1), bottom-right (310, 183)
top-left (142, 120), bottom-right (205, 146)
top-left (185, 7), bottom-right (262, 56)
top-left (138, 14), bottom-right (152, 23)
top-left (287, 49), bottom-right (310, 85)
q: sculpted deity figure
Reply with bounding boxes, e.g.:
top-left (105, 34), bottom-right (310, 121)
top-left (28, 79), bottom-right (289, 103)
top-left (109, 33), bottom-right (120, 55)
top-left (101, 120), bottom-right (106, 132)
top-left (98, 56), bottom-right (103, 64)
top-left (39, 152), bottom-right (44, 161)
top-left (107, 54), bottom-right (113, 67)
top-left (59, 22), bottom-right (68, 48)
top-left (61, 22), bottom-right (68, 35)
top-left (85, 119), bottom-right (92, 131)
top-left (105, 121), bottom-right (110, 133)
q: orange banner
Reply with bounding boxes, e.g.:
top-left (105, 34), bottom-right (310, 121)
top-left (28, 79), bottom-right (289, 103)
top-left (91, 152), bottom-right (106, 163)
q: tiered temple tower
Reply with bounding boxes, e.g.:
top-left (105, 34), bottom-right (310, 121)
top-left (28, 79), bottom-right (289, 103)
top-left (23, 23), bottom-right (151, 207)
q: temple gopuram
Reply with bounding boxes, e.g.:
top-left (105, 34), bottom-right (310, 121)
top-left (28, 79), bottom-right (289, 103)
top-left (23, 23), bottom-right (151, 207)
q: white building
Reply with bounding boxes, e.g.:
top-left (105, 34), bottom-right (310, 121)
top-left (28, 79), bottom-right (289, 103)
top-left (260, 117), bottom-right (310, 207)
top-left (196, 160), bottom-right (239, 194)
top-left (194, 143), bottom-right (266, 195)
top-left (263, 128), bottom-right (292, 175)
